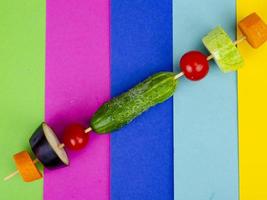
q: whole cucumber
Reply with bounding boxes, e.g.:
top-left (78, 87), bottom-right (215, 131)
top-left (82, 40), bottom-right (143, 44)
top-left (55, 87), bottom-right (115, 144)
top-left (91, 72), bottom-right (178, 133)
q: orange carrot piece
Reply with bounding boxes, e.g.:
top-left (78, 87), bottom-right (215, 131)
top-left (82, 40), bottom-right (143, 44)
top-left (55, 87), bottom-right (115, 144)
top-left (13, 151), bottom-right (42, 182)
top-left (239, 13), bottom-right (267, 48)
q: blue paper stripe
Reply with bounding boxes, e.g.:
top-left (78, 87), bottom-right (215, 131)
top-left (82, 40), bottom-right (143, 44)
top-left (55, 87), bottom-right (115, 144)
top-left (111, 0), bottom-right (173, 199)
top-left (173, 0), bottom-right (239, 199)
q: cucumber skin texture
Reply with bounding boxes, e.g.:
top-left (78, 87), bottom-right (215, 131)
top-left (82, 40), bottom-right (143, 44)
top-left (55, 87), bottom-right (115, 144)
top-left (91, 72), bottom-right (178, 134)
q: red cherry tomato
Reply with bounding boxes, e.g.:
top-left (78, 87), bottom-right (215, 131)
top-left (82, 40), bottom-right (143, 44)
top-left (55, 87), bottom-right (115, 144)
top-left (180, 51), bottom-right (209, 81)
top-left (63, 124), bottom-right (89, 150)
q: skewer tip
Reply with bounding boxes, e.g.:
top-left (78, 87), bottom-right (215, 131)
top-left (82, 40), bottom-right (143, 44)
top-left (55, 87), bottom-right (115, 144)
top-left (3, 170), bottom-right (19, 181)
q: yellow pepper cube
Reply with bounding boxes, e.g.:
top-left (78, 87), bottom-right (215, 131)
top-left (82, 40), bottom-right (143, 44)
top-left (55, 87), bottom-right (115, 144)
top-left (239, 13), bottom-right (267, 48)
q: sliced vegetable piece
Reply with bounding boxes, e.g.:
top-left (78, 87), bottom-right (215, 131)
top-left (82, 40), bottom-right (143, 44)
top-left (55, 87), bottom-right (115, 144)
top-left (29, 122), bottom-right (69, 168)
top-left (239, 13), bottom-right (267, 48)
top-left (13, 151), bottom-right (42, 182)
top-left (202, 26), bottom-right (244, 72)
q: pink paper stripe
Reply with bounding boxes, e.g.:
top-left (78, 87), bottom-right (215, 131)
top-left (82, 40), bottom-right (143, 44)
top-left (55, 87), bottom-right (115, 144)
top-left (44, 0), bottom-right (110, 200)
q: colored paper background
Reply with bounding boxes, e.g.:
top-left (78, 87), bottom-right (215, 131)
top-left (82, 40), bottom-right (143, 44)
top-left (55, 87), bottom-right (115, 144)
top-left (0, 0), bottom-right (45, 199)
top-left (237, 1), bottom-right (267, 199)
top-left (111, 0), bottom-right (173, 199)
top-left (173, 0), bottom-right (239, 199)
top-left (1, 1), bottom-right (267, 200)
top-left (44, 0), bottom-right (110, 200)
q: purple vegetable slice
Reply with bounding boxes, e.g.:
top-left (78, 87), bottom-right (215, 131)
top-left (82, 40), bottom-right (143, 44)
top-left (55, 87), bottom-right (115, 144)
top-left (29, 122), bottom-right (69, 168)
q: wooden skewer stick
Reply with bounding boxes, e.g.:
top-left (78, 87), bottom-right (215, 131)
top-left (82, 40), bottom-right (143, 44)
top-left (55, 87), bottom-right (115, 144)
top-left (3, 159), bottom-right (39, 181)
top-left (234, 36), bottom-right (246, 45)
top-left (206, 36), bottom-right (247, 61)
top-left (206, 54), bottom-right (214, 61)
top-left (3, 170), bottom-right (19, 181)
top-left (174, 72), bottom-right (184, 80)
top-left (84, 127), bottom-right (92, 133)
top-left (58, 143), bottom-right (65, 148)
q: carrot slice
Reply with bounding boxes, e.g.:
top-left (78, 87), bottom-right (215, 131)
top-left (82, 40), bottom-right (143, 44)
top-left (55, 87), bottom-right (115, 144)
top-left (13, 151), bottom-right (42, 182)
top-left (239, 13), bottom-right (267, 48)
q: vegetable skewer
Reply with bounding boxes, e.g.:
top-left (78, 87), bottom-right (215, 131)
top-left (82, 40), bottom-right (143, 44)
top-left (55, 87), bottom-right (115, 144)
top-left (3, 12), bottom-right (267, 182)
top-left (1, 35), bottom-right (248, 181)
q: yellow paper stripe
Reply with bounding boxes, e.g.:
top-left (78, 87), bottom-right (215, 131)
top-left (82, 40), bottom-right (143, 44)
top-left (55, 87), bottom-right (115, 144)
top-left (237, 1), bottom-right (267, 199)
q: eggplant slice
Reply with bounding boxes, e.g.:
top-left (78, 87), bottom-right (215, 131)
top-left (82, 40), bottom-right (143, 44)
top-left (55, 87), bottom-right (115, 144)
top-left (29, 122), bottom-right (69, 168)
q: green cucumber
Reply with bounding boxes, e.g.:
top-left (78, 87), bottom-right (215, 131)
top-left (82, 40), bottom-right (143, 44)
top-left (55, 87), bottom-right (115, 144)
top-left (91, 72), bottom-right (178, 133)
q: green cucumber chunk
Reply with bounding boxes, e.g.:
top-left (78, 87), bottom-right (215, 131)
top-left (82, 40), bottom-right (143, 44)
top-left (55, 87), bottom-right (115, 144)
top-left (202, 26), bottom-right (244, 72)
top-left (91, 72), bottom-right (178, 133)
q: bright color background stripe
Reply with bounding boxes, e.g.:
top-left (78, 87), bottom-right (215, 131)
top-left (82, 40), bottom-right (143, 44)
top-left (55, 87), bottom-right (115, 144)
top-left (237, 1), bottom-right (267, 199)
top-left (0, 1), bottom-right (45, 199)
top-left (111, 0), bottom-right (173, 199)
top-left (44, 0), bottom-right (110, 199)
top-left (2, 1), bottom-right (267, 199)
top-left (173, 0), bottom-right (239, 199)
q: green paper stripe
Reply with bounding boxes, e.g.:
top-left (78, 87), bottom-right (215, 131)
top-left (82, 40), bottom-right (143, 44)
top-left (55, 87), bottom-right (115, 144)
top-left (0, 1), bottom-right (45, 199)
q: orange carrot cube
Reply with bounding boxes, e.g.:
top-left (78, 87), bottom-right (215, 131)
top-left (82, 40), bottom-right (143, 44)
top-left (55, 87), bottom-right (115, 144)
top-left (238, 13), bottom-right (267, 48)
top-left (13, 151), bottom-right (42, 182)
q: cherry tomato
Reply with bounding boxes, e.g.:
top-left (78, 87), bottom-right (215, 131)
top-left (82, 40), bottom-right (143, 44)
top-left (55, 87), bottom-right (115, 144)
top-left (63, 124), bottom-right (89, 150)
top-left (180, 51), bottom-right (209, 81)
